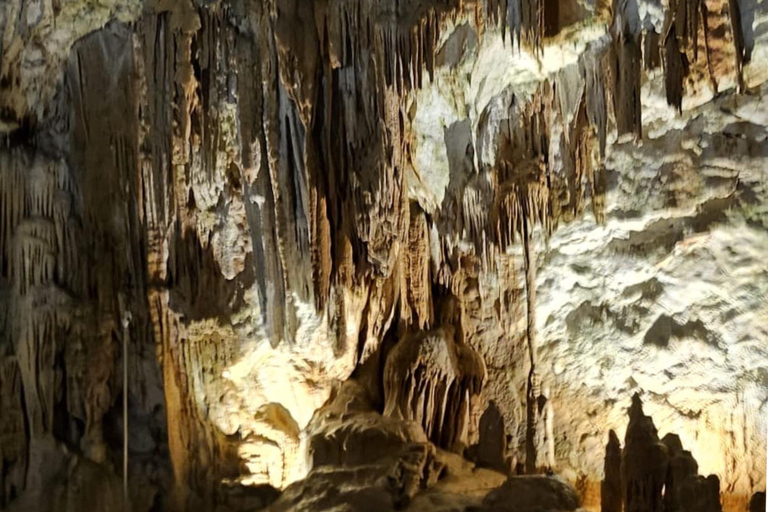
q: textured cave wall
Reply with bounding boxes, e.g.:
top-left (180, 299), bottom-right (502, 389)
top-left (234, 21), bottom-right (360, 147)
top-left (0, 0), bottom-right (766, 511)
top-left (0, 10), bottom-right (171, 511)
top-left (409, 1), bottom-right (767, 507)
top-left (535, 86), bottom-right (768, 508)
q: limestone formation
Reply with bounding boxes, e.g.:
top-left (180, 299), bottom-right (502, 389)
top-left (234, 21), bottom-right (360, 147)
top-left (678, 475), bottom-right (723, 512)
top-left (306, 380), bottom-right (430, 470)
top-left (750, 492), bottom-right (767, 512)
top-left (601, 430), bottom-right (622, 512)
top-left (468, 401), bottom-right (511, 474)
top-left (622, 394), bottom-right (669, 512)
top-left (663, 434), bottom-right (700, 512)
top-left (0, 0), bottom-right (766, 510)
top-left (271, 381), bottom-right (444, 511)
top-left (604, 394), bottom-right (729, 512)
top-left (383, 323), bottom-right (486, 452)
top-left (481, 475), bottom-right (582, 512)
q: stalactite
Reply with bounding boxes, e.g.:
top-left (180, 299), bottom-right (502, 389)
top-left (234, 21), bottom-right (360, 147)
top-left (563, 92), bottom-right (601, 222)
top-left (521, 0), bottom-right (545, 57)
top-left (728, 0), bottom-right (746, 91)
top-left (15, 299), bottom-right (59, 439)
top-left (673, 0), bottom-right (703, 60)
top-left (664, 15), bottom-right (689, 113)
top-left (644, 29), bottom-right (662, 70)
top-left (485, 0), bottom-right (509, 45)
top-left (662, 0), bottom-right (746, 108)
top-left (3, 0), bottom-right (758, 509)
top-left (0, 357), bottom-right (27, 507)
top-left (482, 0), bottom-right (548, 56)
top-left (583, 50), bottom-right (608, 161)
top-left (0, 151), bottom-right (25, 273)
top-left (610, 0), bottom-right (643, 138)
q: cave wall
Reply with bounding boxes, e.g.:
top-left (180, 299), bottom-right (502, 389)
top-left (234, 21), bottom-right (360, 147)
top-left (0, 0), bottom-right (766, 510)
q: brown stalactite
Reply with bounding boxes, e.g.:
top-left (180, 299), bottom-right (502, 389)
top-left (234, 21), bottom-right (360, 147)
top-left (583, 51), bottom-right (609, 161)
top-left (610, 0), bottom-right (643, 139)
top-left (401, 203), bottom-right (434, 330)
top-left (383, 317), bottom-right (485, 451)
top-left (663, 0), bottom-right (747, 108)
top-left (644, 30), bottom-right (662, 71)
top-left (674, 0), bottom-right (703, 61)
top-left (664, 17), bottom-right (689, 113)
top-left (486, 0), bottom-right (545, 54)
top-left (0, 16), bottom-right (169, 510)
top-left (728, 0), bottom-right (747, 90)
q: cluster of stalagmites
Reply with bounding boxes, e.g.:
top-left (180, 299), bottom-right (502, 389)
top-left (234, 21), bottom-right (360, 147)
top-left (602, 394), bottom-right (723, 512)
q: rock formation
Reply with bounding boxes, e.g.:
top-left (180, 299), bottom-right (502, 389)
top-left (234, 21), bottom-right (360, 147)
top-left (603, 393), bottom-right (730, 512)
top-left (601, 430), bottom-right (622, 512)
top-left (663, 433), bottom-right (700, 512)
top-left (383, 321), bottom-right (485, 452)
top-left (750, 492), bottom-right (767, 512)
top-left (623, 394), bottom-right (669, 512)
top-left (468, 401), bottom-right (511, 474)
top-left (0, 0), bottom-right (766, 510)
top-left (482, 475), bottom-right (582, 512)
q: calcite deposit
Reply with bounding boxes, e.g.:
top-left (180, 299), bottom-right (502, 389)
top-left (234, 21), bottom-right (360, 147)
top-left (602, 394), bottom-right (724, 512)
top-left (0, 0), bottom-right (766, 511)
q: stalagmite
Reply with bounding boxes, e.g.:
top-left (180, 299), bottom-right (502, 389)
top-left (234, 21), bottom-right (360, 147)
top-left (601, 430), bottom-right (622, 512)
top-left (749, 492), bottom-right (766, 512)
top-left (383, 314), bottom-right (486, 451)
top-left (607, 395), bottom-right (729, 512)
top-left (663, 434), bottom-right (699, 512)
top-left (622, 394), bottom-right (669, 512)
top-left (678, 475), bottom-right (723, 512)
top-left (120, 301), bottom-right (131, 510)
top-left (470, 401), bottom-right (510, 473)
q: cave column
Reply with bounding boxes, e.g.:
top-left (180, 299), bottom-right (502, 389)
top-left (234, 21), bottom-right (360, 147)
top-left (523, 213), bottom-right (539, 474)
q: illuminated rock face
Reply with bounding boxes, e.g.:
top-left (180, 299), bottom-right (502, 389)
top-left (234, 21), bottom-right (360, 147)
top-left (0, 0), bottom-right (766, 511)
top-left (533, 74), bottom-right (768, 507)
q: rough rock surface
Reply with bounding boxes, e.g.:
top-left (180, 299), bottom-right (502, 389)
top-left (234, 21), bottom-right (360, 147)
top-left (0, 0), bottom-right (766, 511)
top-left (482, 475), bottom-right (582, 512)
